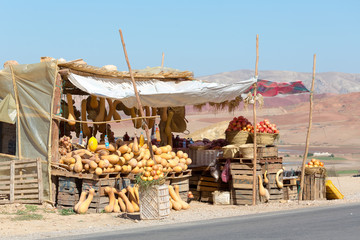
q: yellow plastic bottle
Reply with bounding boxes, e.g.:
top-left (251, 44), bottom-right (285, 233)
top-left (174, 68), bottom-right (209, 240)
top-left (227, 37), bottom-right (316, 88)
top-left (155, 124), bottom-right (161, 142)
top-left (139, 132), bottom-right (145, 147)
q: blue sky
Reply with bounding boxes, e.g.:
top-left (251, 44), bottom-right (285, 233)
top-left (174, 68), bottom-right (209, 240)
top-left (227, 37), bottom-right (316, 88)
top-left (1, 0), bottom-right (359, 77)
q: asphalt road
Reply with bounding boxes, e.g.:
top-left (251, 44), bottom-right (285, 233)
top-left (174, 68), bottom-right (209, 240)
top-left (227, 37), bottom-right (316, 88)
top-left (51, 203), bottom-right (360, 240)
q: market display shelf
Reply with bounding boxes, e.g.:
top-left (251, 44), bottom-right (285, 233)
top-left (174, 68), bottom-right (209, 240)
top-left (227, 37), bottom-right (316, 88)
top-left (217, 157), bottom-right (283, 164)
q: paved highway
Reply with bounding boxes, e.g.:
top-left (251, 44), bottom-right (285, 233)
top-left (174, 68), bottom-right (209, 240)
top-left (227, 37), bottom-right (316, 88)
top-left (52, 203), bottom-right (360, 240)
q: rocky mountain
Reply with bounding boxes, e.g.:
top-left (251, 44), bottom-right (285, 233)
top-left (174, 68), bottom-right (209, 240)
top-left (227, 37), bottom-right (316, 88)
top-left (198, 70), bottom-right (360, 94)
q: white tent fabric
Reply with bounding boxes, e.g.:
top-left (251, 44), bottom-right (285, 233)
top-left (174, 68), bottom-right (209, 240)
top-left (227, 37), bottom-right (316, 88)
top-left (68, 73), bottom-right (256, 108)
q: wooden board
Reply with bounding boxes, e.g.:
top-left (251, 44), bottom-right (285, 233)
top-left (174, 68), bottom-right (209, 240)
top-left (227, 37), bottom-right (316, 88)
top-left (257, 146), bottom-right (278, 158)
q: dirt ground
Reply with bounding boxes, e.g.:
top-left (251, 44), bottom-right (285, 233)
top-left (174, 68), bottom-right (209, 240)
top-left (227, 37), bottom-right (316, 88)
top-left (1, 175), bottom-right (359, 240)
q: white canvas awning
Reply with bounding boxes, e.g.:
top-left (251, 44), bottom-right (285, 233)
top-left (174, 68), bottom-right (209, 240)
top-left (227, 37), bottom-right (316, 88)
top-left (68, 73), bottom-right (256, 108)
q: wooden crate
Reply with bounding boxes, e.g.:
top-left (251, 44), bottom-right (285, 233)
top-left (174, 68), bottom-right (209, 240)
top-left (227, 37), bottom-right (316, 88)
top-left (189, 167), bottom-right (224, 203)
top-left (229, 162), bottom-right (261, 205)
top-left (283, 185), bottom-right (298, 200)
top-left (218, 157), bottom-right (284, 205)
top-left (257, 146), bottom-right (278, 158)
top-left (56, 176), bottom-right (80, 208)
top-left (82, 178), bottom-right (119, 213)
top-left (168, 177), bottom-right (190, 202)
top-left (302, 173), bottom-right (326, 200)
top-left (0, 158), bottom-right (43, 204)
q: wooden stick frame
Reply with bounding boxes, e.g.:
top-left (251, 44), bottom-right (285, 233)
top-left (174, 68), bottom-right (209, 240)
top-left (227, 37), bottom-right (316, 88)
top-left (252, 34), bottom-right (259, 205)
top-left (299, 54), bottom-right (316, 201)
top-left (119, 29), bottom-right (155, 158)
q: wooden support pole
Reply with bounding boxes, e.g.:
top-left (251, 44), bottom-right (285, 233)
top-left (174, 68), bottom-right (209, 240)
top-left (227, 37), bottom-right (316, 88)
top-left (10, 160), bottom-right (15, 203)
top-left (161, 52), bottom-right (165, 69)
top-left (299, 54), bottom-right (316, 201)
top-left (119, 29), bottom-right (154, 157)
top-left (9, 65), bottom-right (22, 160)
top-left (252, 34), bottom-right (259, 206)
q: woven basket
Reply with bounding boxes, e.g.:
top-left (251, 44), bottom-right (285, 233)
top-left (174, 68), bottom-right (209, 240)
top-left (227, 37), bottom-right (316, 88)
top-left (305, 166), bottom-right (326, 176)
top-left (222, 145), bottom-right (241, 158)
top-left (250, 133), bottom-right (279, 146)
top-left (238, 144), bottom-right (255, 158)
top-left (225, 131), bottom-right (252, 145)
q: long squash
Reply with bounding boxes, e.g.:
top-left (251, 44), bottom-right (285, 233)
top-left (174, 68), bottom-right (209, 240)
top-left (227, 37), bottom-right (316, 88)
top-left (119, 192), bottom-right (134, 213)
top-left (77, 188), bottom-right (95, 214)
top-left (117, 196), bottom-right (126, 212)
top-left (74, 191), bottom-right (88, 213)
top-left (170, 199), bottom-right (182, 211)
top-left (90, 95), bottom-right (98, 109)
top-left (73, 155), bottom-right (83, 173)
top-left (95, 98), bottom-right (106, 133)
top-left (112, 100), bottom-right (121, 120)
top-left (165, 109), bottom-right (174, 146)
top-left (148, 107), bottom-right (157, 129)
top-left (104, 187), bottom-right (115, 213)
top-left (275, 169), bottom-right (284, 189)
top-left (174, 185), bottom-right (190, 210)
top-left (113, 199), bottom-right (121, 213)
top-left (133, 185), bottom-right (140, 204)
top-left (66, 93), bottom-right (76, 126)
top-left (126, 186), bottom-right (140, 212)
top-left (105, 98), bottom-right (114, 121)
top-left (81, 99), bottom-right (91, 138)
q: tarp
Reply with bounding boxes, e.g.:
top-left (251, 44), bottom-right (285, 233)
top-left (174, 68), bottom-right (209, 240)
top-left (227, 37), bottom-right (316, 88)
top-left (0, 94), bottom-right (17, 124)
top-left (247, 79), bottom-right (309, 97)
top-left (68, 73), bottom-right (257, 108)
top-left (0, 62), bottom-right (57, 200)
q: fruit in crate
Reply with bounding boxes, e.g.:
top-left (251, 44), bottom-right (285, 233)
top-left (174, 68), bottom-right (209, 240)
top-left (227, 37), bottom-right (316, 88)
top-left (305, 158), bottom-right (324, 168)
top-left (226, 116), bottom-right (253, 132)
top-left (254, 119), bottom-right (279, 134)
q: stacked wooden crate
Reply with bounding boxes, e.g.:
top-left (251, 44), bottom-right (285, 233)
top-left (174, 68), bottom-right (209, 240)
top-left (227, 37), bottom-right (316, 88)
top-left (81, 178), bottom-right (120, 213)
top-left (189, 167), bottom-right (227, 203)
top-left (302, 172), bottom-right (326, 200)
top-left (219, 158), bottom-right (261, 205)
top-left (167, 176), bottom-right (190, 202)
top-left (0, 158), bottom-right (44, 205)
top-left (57, 177), bottom-right (80, 209)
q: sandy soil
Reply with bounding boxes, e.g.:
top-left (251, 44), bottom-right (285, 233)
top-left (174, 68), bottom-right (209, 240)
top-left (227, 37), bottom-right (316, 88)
top-left (1, 176), bottom-right (359, 240)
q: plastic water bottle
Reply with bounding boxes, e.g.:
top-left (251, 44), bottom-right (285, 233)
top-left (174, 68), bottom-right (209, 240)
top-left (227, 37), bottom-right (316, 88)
top-left (79, 131), bottom-right (83, 145)
top-left (105, 135), bottom-right (109, 149)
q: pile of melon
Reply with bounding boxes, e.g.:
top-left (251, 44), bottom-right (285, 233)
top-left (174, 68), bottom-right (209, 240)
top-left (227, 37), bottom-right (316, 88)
top-left (59, 139), bottom-right (192, 176)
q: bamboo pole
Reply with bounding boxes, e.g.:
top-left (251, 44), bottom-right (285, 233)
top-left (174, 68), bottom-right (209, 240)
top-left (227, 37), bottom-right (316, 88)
top-left (299, 54), bottom-right (316, 201)
top-left (9, 65), bottom-right (22, 160)
top-left (119, 29), bottom-right (154, 157)
top-left (161, 52), bottom-right (165, 69)
top-left (252, 34), bottom-right (259, 206)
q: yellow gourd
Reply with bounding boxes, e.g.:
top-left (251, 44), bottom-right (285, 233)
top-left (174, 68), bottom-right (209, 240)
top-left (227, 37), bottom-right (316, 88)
top-left (174, 185), bottom-right (190, 210)
top-left (130, 108), bottom-right (142, 129)
top-left (104, 187), bottom-right (115, 213)
top-left (258, 175), bottom-right (267, 197)
top-left (275, 169), bottom-right (284, 189)
top-left (119, 192), bottom-right (134, 213)
top-left (126, 186), bottom-right (140, 212)
top-left (264, 170), bottom-right (269, 184)
top-left (170, 199), bottom-right (182, 211)
top-left (88, 137), bottom-right (98, 152)
top-left (165, 109), bottom-right (174, 146)
top-left (81, 99), bottom-right (91, 138)
top-left (90, 95), bottom-right (98, 109)
top-left (95, 98), bottom-right (106, 132)
top-left (74, 191), bottom-right (88, 213)
top-left (73, 155), bottom-right (83, 173)
top-left (148, 107), bottom-right (157, 129)
top-left (77, 188), bottom-right (95, 214)
top-left (66, 93), bottom-right (76, 126)
top-left (104, 98), bottom-right (114, 121)
top-left (113, 199), bottom-right (121, 213)
top-left (117, 196), bottom-right (126, 212)
top-left (132, 134), bottom-right (139, 153)
top-left (133, 185), bottom-right (139, 204)
top-left (112, 100), bottom-right (121, 121)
